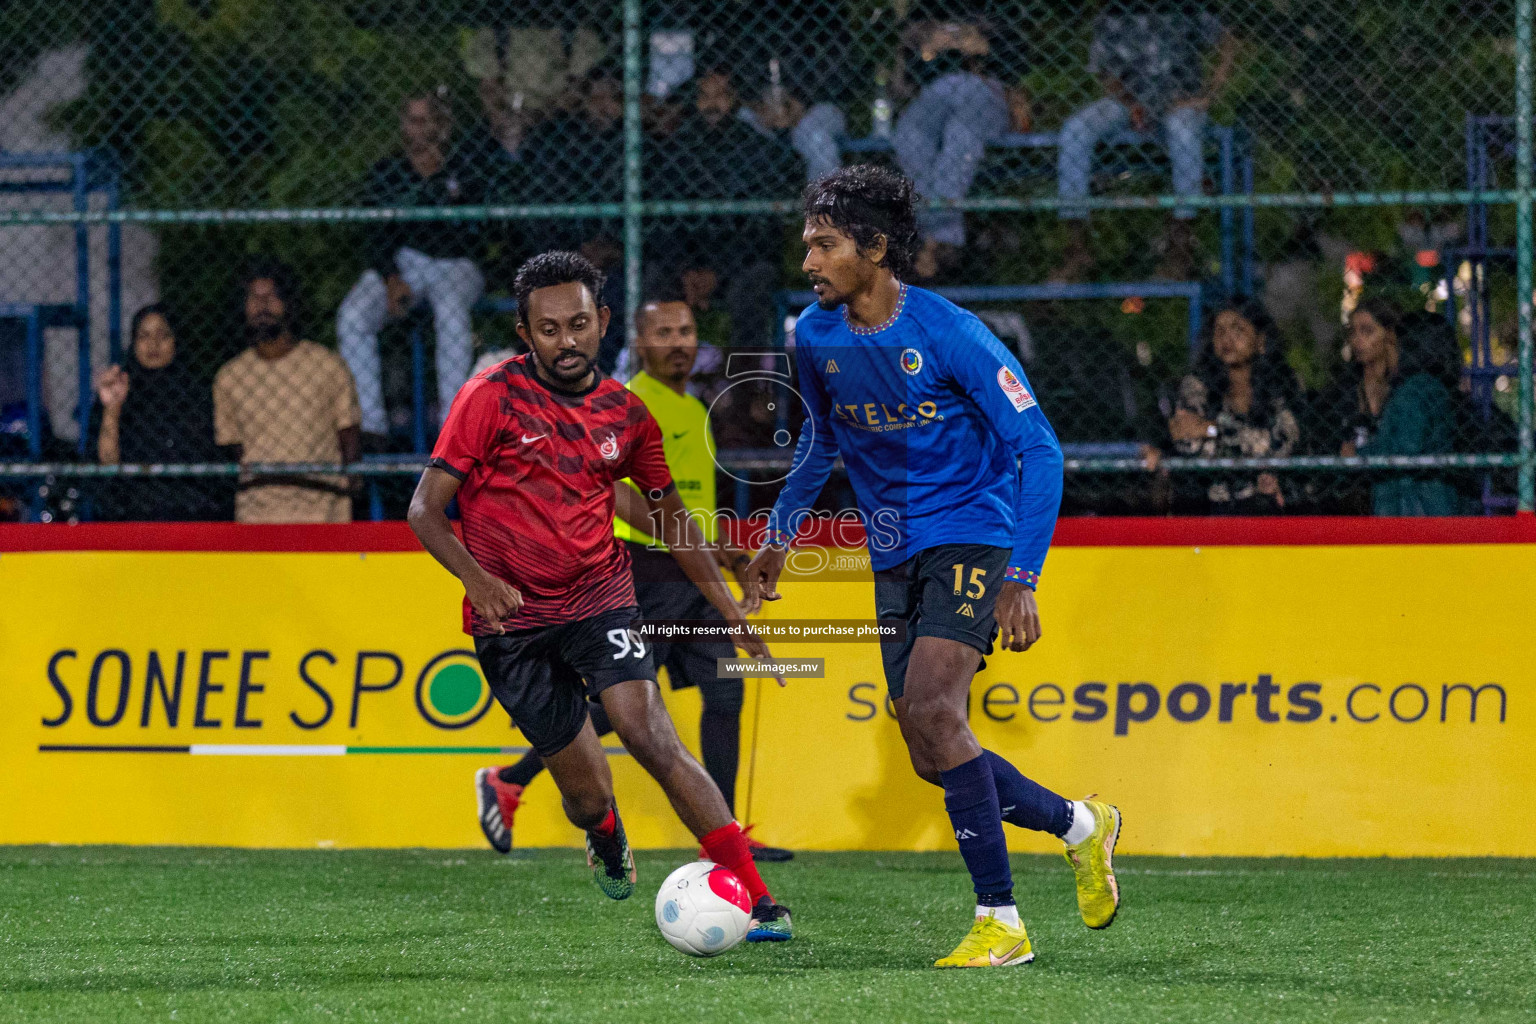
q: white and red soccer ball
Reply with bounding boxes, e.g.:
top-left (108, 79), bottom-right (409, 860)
top-left (654, 861), bottom-right (752, 957)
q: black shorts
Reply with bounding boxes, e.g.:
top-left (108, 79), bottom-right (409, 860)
top-left (474, 605), bottom-right (657, 757)
top-left (628, 542), bottom-right (740, 698)
top-left (872, 543), bottom-right (1008, 700)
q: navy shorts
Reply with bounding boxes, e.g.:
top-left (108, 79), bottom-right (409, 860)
top-left (872, 544), bottom-right (1008, 700)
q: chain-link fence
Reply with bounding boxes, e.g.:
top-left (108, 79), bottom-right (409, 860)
top-left (0, 0), bottom-right (1531, 522)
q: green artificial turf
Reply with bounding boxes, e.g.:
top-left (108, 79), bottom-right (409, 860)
top-left (1, 847), bottom-right (1530, 1023)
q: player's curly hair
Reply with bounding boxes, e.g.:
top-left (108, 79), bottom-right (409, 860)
top-left (802, 165), bottom-right (921, 280)
top-left (513, 250), bottom-right (606, 325)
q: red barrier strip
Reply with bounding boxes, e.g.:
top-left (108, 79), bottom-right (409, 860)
top-left (1055, 515), bottom-right (1536, 547)
top-left (0, 522), bottom-right (423, 552)
top-left (2, 515), bottom-right (1534, 553)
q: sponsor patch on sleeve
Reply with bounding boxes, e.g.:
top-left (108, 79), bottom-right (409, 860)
top-left (996, 366), bottom-right (1036, 412)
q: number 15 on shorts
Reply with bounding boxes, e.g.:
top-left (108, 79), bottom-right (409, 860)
top-left (951, 563), bottom-right (987, 599)
top-left (607, 628), bottom-right (648, 660)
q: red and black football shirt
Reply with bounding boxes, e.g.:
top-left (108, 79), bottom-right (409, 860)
top-left (429, 355), bottom-right (675, 635)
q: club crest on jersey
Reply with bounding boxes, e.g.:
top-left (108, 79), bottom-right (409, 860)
top-left (597, 434), bottom-right (622, 460)
top-left (996, 366), bottom-right (1035, 412)
top-left (900, 348), bottom-right (923, 375)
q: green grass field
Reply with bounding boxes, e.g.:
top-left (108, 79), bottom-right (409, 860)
top-left (2, 846), bottom-right (1531, 1023)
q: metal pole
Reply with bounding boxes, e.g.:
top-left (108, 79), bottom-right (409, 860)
top-left (1218, 127), bottom-right (1234, 295)
top-left (107, 176), bottom-right (123, 365)
top-left (73, 153), bottom-right (91, 458)
top-left (410, 325), bottom-right (427, 454)
top-left (622, 0), bottom-right (643, 350)
top-left (25, 309), bottom-right (43, 460)
top-left (1517, 0), bottom-right (1534, 511)
top-left (743, 676), bottom-right (763, 826)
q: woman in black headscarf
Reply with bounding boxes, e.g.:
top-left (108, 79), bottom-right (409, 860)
top-left (91, 304), bottom-right (221, 520)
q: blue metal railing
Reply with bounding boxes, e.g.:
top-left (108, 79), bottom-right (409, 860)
top-left (0, 151), bottom-right (123, 458)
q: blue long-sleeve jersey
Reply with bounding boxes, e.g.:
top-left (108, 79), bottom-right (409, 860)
top-left (765, 284), bottom-right (1064, 587)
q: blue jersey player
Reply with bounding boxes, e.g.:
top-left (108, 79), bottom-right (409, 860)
top-left (744, 166), bottom-right (1122, 968)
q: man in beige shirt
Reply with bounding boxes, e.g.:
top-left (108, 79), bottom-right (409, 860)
top-left (214, 261), bottom-right (362, 523)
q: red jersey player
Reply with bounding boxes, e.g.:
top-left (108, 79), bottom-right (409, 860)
top-left (408, 251), bottom-right (792, 940)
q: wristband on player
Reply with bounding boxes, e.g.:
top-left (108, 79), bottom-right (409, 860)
top-left (763, 526), bottom-right (795, 550)
top-left (1004, 566), bottom-right (1039, 590)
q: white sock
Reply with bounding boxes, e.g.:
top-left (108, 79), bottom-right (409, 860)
top-left (1062, 801), bottom-right (1096, 845)
top-left (976, 903), bottom-right (1021, 928)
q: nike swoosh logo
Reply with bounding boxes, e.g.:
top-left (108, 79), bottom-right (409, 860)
top-left (671, 431), bottom-right (690, 439)
top-left (989, 940), bottom-right (1027, 966)
top-left (521, 434), bottom-right (546, 443)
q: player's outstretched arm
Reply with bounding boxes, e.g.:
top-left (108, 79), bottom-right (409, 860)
top-left (752, 342), bottom-right (839, 602)
top-left (649, 488), bottom-right (782, 682)
top-left (613, 479), bottom-right (658, 534)
top-left (742, 544), bottom-right (788, 602)
top-left (716, 544), bottom-right (761, 615)
top-left (407, 466), bottom-right (522, 632)
top-left (613, 481), bottom-right (760, 615)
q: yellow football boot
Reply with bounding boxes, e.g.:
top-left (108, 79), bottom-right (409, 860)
top-left (1064, 798), bottom-right (1122, 929)
top-left (933, 914), bottom-right (1035, 968)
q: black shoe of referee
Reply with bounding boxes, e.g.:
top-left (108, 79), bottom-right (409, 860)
top-left (745, 824), bottom-right (794, 862)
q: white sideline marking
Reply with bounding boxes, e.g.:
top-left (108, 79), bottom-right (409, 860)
top-left (190, 745), bottom-right (347, 756)
top-left (1116, 868), bottom-right (1527, 880)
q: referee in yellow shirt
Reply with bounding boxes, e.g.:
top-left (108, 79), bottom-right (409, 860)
top-left (475, 298), bottom-right (792, 861)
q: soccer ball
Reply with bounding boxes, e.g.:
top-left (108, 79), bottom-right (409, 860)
top-left (654, 861), bottom-right (752, 957)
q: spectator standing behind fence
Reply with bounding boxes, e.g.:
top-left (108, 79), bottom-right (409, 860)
top-left (1324, 304), bottom-right (1463, 516)
top-left (889, 2), bottom-right (1032, 278)
top-left (1164, 300), bottom-right (1299, 514)
top-left (517, 66), bottom-right (629, 372)
top-left (216, 263), bottom-right (362, 524)
top-left (520, 68), bottom-right (624, 241)
top-left (337, 93), bottom-right (485, 444)
top-left (648, 67), bottom-right (801, 349)
top-left (89, 304), bottom-right (221, 521)
top-left (1052, 1), bottom-right (1237, 283)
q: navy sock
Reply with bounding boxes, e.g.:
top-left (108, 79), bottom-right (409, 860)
top-left (498, 753), bottom-right (543, 788)
top-left (939, 754), bottom-right (1014, 902)
top-left (984, 749), bottom-right (1071, 837)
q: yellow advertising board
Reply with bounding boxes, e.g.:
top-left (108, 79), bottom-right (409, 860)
top-left (1, 522), bottom-right (1530, 856)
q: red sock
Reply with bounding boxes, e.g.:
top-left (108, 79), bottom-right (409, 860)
top-left (590, 807), bottom-right (616, 838)
top-left (700, 821), bottom-right (772, 905)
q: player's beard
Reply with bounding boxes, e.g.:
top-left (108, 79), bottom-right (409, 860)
top-left (536, 347), bottom-right (594, 388)
top-left (808, 276), bottom-right (842, 310)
